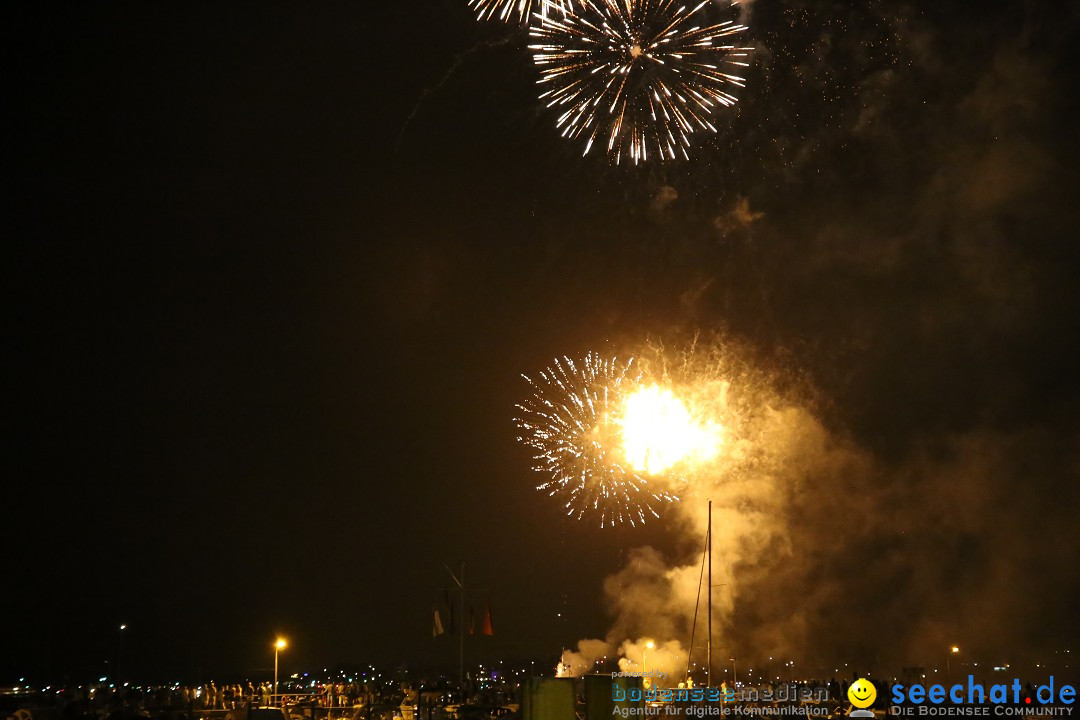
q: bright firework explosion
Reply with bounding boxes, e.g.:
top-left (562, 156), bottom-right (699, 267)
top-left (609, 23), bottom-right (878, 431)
top-left (468, 0), bottom-right (570, 24)
top-left (620, 384), bottom-right (721, 474)
top-left (529, 0), bottom-right (752, 163)
top-left (515, 353), bottom-right (720, 527)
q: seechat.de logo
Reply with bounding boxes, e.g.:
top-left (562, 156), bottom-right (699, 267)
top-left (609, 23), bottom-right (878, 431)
top-left (849, 679), bottom-right (878, 718)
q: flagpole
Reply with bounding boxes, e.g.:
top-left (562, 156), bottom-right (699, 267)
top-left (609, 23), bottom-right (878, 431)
top-left (707, 499), bottom-right (712, 688)
top-left (443, 561), bottom-right (467, 695)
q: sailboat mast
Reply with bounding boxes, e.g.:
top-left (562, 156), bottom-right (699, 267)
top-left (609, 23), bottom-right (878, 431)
top-left (460, 561), bottom-right (465, 691)
top-left (707, 499), bottom-right (712, 687)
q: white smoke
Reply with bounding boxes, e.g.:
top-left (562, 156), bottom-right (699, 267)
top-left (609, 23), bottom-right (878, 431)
top-left (616, 638), bottom-right (691, 684)
top-left (555, 340), bottom-right (880, 680)
top-left (559, 638), bottom-right (614, 677)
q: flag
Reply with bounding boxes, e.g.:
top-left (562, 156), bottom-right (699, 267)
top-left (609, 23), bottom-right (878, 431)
top-left (433, 609), bottom-right (445, 637)
top-left (481, 602), bottom-right (494, 636)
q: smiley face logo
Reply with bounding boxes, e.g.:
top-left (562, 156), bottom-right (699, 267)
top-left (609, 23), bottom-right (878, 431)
top-left (848, 678), bottom-right (877, 709)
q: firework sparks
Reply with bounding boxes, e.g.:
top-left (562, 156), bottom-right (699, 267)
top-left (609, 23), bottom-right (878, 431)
top-left (514, 353), bottom-right (680, 527)
top-left (529, 0), bottom-right (752, 163)
top-left (515, 338), bottom-right (776, 527)
top-left (468, 0), bottom-right (569, 24)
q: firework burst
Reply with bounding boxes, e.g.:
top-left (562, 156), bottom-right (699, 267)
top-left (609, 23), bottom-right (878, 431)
top-left (514, 353), bottom-right (685, 527)
top-left (468, 0), bottom-right (569, 24)
top-left (529, 0), bottom-right (752, 163)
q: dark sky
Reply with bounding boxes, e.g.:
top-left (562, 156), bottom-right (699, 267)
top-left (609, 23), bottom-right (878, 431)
top-left (6, 1), bottom-right (1079, 684)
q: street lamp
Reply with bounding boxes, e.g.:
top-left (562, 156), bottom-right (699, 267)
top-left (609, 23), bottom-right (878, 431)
top-left (274, 638), bottom-right (288, 702)
top-left (643, 641), bottom-right (655, 689)
top-left (947, 646), bottom-right (959, 684)
top-left (118, 625), bottom-right (127, 684)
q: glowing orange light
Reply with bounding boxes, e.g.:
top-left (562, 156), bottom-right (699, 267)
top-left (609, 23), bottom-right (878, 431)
top-left (619, 386), bottom-right (721, 474)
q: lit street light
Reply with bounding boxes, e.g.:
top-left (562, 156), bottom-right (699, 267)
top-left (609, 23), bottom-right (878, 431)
top-left (274, 638), bottom-right (288, 702)
top-left (947, 646), bottom-right (959, 685)
top-left (118, 624), bottom-right (127, 684)
top-left (643, 641), bottom-right (655, 689)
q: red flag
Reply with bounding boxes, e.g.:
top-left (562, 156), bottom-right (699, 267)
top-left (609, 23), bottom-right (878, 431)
top-left (481, 602), bottom-right (494, 636)
top-left (433, 609), bottom-right (445, 637)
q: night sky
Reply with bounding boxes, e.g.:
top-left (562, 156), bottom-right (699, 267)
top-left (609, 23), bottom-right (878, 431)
top-left (6, 1), bottom-right (1080, 685)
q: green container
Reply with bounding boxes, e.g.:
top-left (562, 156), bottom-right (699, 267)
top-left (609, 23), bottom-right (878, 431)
top-left (585, 674), bottom-right (644, 720)
top-left (522, 678), bottom-right (576, 720)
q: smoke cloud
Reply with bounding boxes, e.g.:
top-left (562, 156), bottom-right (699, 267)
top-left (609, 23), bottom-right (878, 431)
top-left (549, 1), bottom-right (1079, 675)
